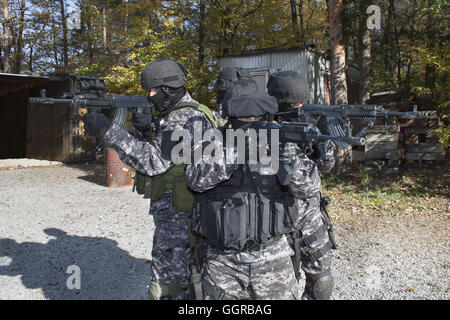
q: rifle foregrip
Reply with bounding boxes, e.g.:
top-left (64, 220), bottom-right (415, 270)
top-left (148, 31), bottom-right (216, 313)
top-left (346, 106), bottom-right (378, 118)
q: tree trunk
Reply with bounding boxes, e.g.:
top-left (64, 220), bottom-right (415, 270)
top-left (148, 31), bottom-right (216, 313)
top-left (290, 0), bottom-right (301, 43)
top-left (389, 0), bottom-right (401, 85)
top-left (425, 0), bottom-right (435, 92)
top-left (198, 0), bottom-right (206, 66)
top-left (384, 0), bottom-right (395, 84)
top-left (329, 0), bottom-right (350, 172)
top-left (87, 14), bottom-right (94, 64)
top-left (28, 44), bottom-right (33, 72)
top-left (50, 5), bottom-right (59, 70)
top-left (59, 0), bottom-right (68, 73)
top-left (123, 0), bottom-right (129, 62)
top-left (13, 0), bottom-right (26, 73)
top-left (102, 5), bottom-right (108, 53)
top-left (299, 0), bottom-right (304, 44)
top-left (358, 1), bottom-right (371, 104)
top-left (328, 0), bottom-right (348, 105)
top-left (405, 0), bottom-right (418, 88)
top-left (1, 0), bottom-right (9, 72)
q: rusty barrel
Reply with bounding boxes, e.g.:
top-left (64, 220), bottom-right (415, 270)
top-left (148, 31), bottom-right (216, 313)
top-left (105, 148), bottom-right (132, 188)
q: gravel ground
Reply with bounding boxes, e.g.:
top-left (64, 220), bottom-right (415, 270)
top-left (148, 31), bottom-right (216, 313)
top-left (0, 164), bottom-right (448, 300)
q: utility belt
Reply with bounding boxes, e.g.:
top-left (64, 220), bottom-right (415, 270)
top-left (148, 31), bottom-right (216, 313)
top-left (191, 191), bottom-right (295, 253)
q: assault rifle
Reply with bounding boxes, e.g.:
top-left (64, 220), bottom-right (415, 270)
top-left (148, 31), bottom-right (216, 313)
top-left (28, 74), bottom-right (152, 129)
top-left (248, 121), bottom-right (366, 185)
top-left (276, 104), bottom-right (432, 149)
top-left (250, 120), bottom-right (366, 150)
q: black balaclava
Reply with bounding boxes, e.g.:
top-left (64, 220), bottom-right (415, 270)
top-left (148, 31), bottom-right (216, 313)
top-left (148, 86), bottom-right (186, 116)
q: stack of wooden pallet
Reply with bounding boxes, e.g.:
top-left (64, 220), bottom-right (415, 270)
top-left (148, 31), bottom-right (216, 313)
top-left (400, 112), bottom-right (445, 168)
top-left (360, 116), bottom-right (402, 177)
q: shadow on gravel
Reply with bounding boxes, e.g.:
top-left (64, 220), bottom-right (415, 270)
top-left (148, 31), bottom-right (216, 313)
top-left (0, 228), bottom-right (151, 300)
top-left (64, 163), bottom-right (108, 187)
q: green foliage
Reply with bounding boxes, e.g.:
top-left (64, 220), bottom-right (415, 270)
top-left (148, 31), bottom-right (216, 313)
top-left (435, 126), bottom-right (450, 148)
top-left (1, 0), bottom-right (447, 119)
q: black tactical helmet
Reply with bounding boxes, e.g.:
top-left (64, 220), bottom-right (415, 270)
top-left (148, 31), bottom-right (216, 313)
top-left (141, 59), bottom-right (188, 90)
top-left (223, 79), bottom-right (258, 104)
top-left (267, 71), bottom-right (309, 105)
top-left (216, 67), bottom-right (253, 91)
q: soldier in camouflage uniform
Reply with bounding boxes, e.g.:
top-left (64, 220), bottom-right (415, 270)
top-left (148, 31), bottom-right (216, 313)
top-left (186, 92), bottom-right (310, 300)
top-left (267, 71), bottom-right (337, 300)
top-left (83, 59), bottom-right (215, 300)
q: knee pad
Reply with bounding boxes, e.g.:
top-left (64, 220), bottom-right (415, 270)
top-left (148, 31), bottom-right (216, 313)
top-left (303, 272), bottom-right (334, 300)
top-left (148, 281), bottom-right (186, 300)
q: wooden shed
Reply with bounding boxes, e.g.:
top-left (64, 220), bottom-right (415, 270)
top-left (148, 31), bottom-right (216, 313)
top-left (0, 73), bottom-right (93, 162)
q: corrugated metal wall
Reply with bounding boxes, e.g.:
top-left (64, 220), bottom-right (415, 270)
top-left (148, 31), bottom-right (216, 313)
top-left (218, 48), bottom-right (330, 104)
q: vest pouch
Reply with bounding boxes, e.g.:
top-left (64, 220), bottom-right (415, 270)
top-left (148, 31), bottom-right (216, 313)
top-left (150, 174), bottom-right (166, 201)
top-left (133, 172), bottom-right (152, 198)
top-left (283, 196), bottom-right (297, 228)
top-left (172, 175), bottom-right (195, 212)
top-left (271, 201), bottom-right (286, 237)
top-left (200, 194), bottom-right (248, 251)
top-left (256, 196), bottom-right (271, 243)
top-left (221, 196), bottom-right (249, 251)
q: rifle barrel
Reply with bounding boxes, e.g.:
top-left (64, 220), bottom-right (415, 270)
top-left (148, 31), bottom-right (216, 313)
top-left (29, 97), bottom-right (74, 104)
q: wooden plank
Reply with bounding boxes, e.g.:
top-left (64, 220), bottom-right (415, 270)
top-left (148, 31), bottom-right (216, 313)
top-left (352, 150), bottom-right (365, 162)
top-left (365, 124), bottom-right (400, 134)
top-left (366, 133), bottom-right (399, 143)
top-left (405, 152), bottom-right (445, 160)
top-left (405, 143), bottom-right (444, 153)
top-left (403, 159), bottom-right (443, 169)
top-left (399, 118), bottom-right (442, 128)
top-left (403, 127), bottom-right (441, 135)
top-left (365, 141), bottom-right (398, 152)
top-left (365, 150), bottom-right (400, 160)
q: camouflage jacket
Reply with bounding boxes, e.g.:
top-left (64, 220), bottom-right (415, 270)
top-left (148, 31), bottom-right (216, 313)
top-left (311, 140), bottom-right (336, 173)
top-left (103, 92), bottom-right (213, 176)
top-left (185, 136), bottom-right (321, 200)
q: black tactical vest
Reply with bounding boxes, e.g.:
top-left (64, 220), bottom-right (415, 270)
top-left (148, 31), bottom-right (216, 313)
top-left (191, 134), bottom-right (297, 252)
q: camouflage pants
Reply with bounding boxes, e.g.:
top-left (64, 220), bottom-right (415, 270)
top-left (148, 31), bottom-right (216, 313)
top-left (201, 235), bottom-right (301, 300)
top-left (295, 198), bottom-right (333, 276)
top-left (149, 190), bottom-right (192, 297)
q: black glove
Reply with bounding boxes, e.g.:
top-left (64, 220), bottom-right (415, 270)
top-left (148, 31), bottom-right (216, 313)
top-left (132, 109), bottom-right (152, 135)
top-left (83, 112), bottom-right (111, 139)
